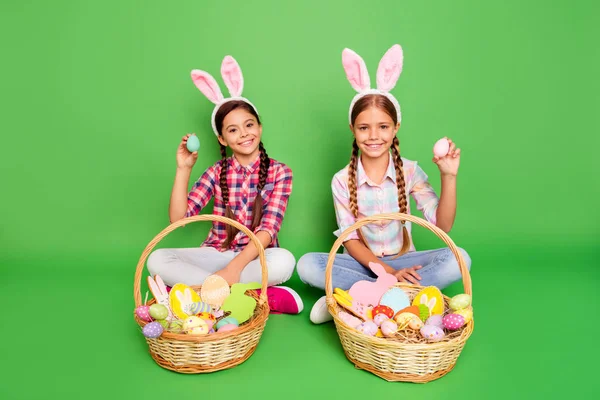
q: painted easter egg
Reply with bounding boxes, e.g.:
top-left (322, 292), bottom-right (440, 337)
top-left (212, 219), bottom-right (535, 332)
top-left (433, 138), bottom-right (450, 158)
top-left (394, 312), bottom-right (414, 329)
top-left (443, 313), bottom-right (465, 330)
top-left (379, 287), bottom-right (410, 314)
top-left (425, 314), bottom-right (444, 328)
top-left (189, 325), bottom-right (209, 335)
top-left (156, 319), bottom-right (170, 329)
top-left (373, 313), bottom-right (390, 327)
top-left (396, 305), bottom-right (420, 318)
top-left (135, 305), bottom-right (152, 322)
top-left (186, 134), bottom-right (200, 152)
top-left (216, 317), bottom-right (240, 330)
top-left (449, 294), bottom-right (472, 311)
top-left (200, 275), bottom-right (231, 308)
top-left (420, 325), bottom-right (445, 342)
top-left (356, 321), bottom-right (378, 336)
top-left (167, 319), bottom-right (184, 334)
top-left (337, 311), bottom-right (363, 329)
top-left (418, 304), bottom-right (431, 322)
top-left (412, 286), bottom-right (444, 316)
top-left (170, 284), bottom-right (202, 320)
top-left (381, 320), bottom-right (398, 337)
top-left (149, 304), bottom-right (169, 320)
top-left (217, 324), bottom-right (238, 333)
top-left (185, 301), bottom-right (213, 316)
top-left (408, 316), bottom-right (423, 330)
top-left (197, 312), bottom-right (216, 322)
top-left (182, 316), bottom-right (207, 333)
top-left (372, 305), bottom-right (394, 319)
top-left (142, 322), bottom-right (164, 339)
top-left (454, 307), bottom-right (473, 324)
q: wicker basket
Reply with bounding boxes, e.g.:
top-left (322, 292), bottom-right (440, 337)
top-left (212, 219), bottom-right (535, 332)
top-left (133, 215), bottom-right (270, 374)
top-left (325, 212), bottom-right (474, 383)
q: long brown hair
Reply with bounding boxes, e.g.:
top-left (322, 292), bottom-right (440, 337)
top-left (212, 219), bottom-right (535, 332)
top-left (349, 94), bottom-right (411, 256)
top-left (215, 101), bottom-right (270, 249)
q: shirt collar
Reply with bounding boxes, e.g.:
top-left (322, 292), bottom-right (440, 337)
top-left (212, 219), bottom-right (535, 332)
top-left (356, 152), bottom-right (395, 186)
top-left (229, 154), bottom-right (261, 174)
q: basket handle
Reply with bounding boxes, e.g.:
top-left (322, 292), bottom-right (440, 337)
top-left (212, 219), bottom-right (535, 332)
top-left (134, 214), bottom-right (268, 307)
top-left (325, 212), bottom-right (472, 303)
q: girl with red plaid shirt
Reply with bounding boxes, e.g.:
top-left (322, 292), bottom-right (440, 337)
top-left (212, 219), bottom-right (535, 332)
top-left (147, 55), bottom-right (303, 314)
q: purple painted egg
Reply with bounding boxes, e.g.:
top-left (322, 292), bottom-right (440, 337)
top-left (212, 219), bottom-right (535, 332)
top-left (142, 321), bottom-right (164, 338)
top-left (356, 321), bottom-right (378, 336)
top-left (425, 314), bottom-right (444, 328)
top-left (420, 325), bottom-right (445, 342)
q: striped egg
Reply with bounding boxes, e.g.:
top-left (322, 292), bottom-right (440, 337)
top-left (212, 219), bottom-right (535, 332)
top-left (185, 301), bottom-right (212, 315)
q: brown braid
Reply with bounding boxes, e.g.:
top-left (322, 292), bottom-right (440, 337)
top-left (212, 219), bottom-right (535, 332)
top-left (347, 139), bottom-right (372, 250)
top-left (251, 141), bottom-right (270, 230)
top-left (390, 136), bottom-right (411, 256)
top-left (219, 144), bottom-right (238, 249)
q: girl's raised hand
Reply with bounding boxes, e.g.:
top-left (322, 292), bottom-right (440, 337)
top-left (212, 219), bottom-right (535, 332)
top-left (177, 134), bottom-right (198, 169)
top-left (433, 137), bottom-right (461, 177)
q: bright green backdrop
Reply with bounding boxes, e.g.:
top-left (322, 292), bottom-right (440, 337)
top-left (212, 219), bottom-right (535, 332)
top-left (1, 0), bottom-right (598, 399)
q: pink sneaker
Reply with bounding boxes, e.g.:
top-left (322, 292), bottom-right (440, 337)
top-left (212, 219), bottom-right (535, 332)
top-left (256, 286), bottom-right (304, 314)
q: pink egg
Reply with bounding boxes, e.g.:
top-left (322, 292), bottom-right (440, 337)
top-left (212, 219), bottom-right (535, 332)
top-left (433, 138), bottom-right (450, 158)
top-left (442, 313), bottom-right (465, 330)
top-left (135, 305), bottom-right (152, 322)
top-left (217, 324), bottom-right (238, 333)
top-left (373, 314), bottom-right (389, 327)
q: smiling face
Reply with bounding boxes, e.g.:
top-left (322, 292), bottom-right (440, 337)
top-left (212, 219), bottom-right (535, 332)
top-left (217, 107), bottom-right (262, 158)
top-left (350, 95), bottom-right (400, 162)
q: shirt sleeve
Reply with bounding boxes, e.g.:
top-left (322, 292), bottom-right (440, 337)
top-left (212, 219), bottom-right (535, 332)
top-left (409, 163), bottom-right (439, 225)
top-left (255, 164), bottom-right (293, 239)
top-left (332, 173), bottom-right (360, 241)
top-left (185, 164), bottom-right (218, 217)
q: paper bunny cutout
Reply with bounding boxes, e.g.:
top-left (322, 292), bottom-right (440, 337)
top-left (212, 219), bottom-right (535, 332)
top-left (348, 262), bottom-right (398, 307)
top-left (191, 55), bottom-right (259, 136)
top-left (147, 275), bottom-right (174, 320)
top-left (342, 44), bottom-right (404, 124)
top-left (221, 282), bottom-right (261, 324)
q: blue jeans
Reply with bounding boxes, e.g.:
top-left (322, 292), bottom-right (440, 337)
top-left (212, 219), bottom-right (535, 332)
top-left (297, 248), bottom-right (471, 292)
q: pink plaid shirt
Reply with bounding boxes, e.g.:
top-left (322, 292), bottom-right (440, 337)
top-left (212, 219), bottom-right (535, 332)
top-left (185, 155), bottom-right (293, 252)
top-left (332, 153), bottom-right (439, 256)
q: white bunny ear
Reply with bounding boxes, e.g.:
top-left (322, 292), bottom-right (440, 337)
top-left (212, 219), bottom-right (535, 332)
top-left (428, 297), bottom-right (437, 309)
top-left (420, 294), bottom-right (428, 305)
top-left (154, 275), bottom-right (167, 294)
top-left (147, 276), bottom-right (159, 297)
top-left (221, 55), bottom-right (244, 98)
top-left (191, 69), bottom-right (224, 104)
top-left (376, 44), bottom-right (403, 92)
top-left (342, 48), bottom-right (371, 92)
top-left (175, 290), bottom-right (184, 302)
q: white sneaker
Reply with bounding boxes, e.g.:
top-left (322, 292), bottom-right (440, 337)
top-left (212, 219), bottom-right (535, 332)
top-left (309, 295), bottom-right (333, 324)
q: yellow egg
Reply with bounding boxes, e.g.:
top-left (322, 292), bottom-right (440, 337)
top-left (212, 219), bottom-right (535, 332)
top-left (408, 316), bottom-right (424, 330)
top-left (394, 312), bottom-right (414, 330)
top-left (454, 307), bottom-right (473, 323)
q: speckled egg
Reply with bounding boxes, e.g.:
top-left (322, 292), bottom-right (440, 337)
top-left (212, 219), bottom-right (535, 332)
top-left (372, 305), bottom-right (394, 319)
top-left (380, 320), bottom-right (398, 337)
top-left (149, 304), bottom-right (169, 320)
top-left (420, 325), bottom-right (445, 342)
top-left (373, 313), bottom-right (389, 327)
top-left (442, 313), bottom-right (465, 330)
top-left (142, 321), bottom-right (164, 339)
top-left (449, 294), bottom-right (471, 311)
top-left (408, 316), bottom-right (424, 330)
top-left (135, 305), bottom-right (152, 322)
top-left (357, 321), bottom-right (378, 336)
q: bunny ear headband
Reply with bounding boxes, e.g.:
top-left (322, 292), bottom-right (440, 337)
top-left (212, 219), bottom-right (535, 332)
top-left (342, 44), bottom-right (404, 124)
top-left (191, 55), bottom-right (259, 136)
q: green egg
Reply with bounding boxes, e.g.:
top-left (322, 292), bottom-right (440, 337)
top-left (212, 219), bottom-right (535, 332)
top-left (149, 304), bottom-right (169, 320)
top-left (449, 294), bottom-right (471, 311)
top-left (156, 319), bottom-right (170, 329)
top-left (168, 320), bottom-right (184, 333)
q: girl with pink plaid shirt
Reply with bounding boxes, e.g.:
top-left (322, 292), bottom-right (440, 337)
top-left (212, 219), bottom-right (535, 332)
top-left (147, 55), bottom-right (303, 315)
top-left (297, 44), bottom-right (471, 323)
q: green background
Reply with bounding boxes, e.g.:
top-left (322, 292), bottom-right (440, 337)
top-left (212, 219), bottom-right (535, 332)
top-left (1, 0), bottom-right (598, 398)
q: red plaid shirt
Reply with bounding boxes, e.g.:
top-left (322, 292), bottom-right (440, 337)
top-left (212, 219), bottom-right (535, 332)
top-left (185, 155), bottom-right (293, 252)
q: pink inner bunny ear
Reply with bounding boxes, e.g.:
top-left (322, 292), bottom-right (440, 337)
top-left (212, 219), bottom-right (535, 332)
top-left (191, 69), bottom-right (224, 104)
top-left (221, 55), bottom-right (244, 97)
top-left (376, 44), bottom-right (403, 92)
top-left (342, 48), bottom-right (370, 92)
